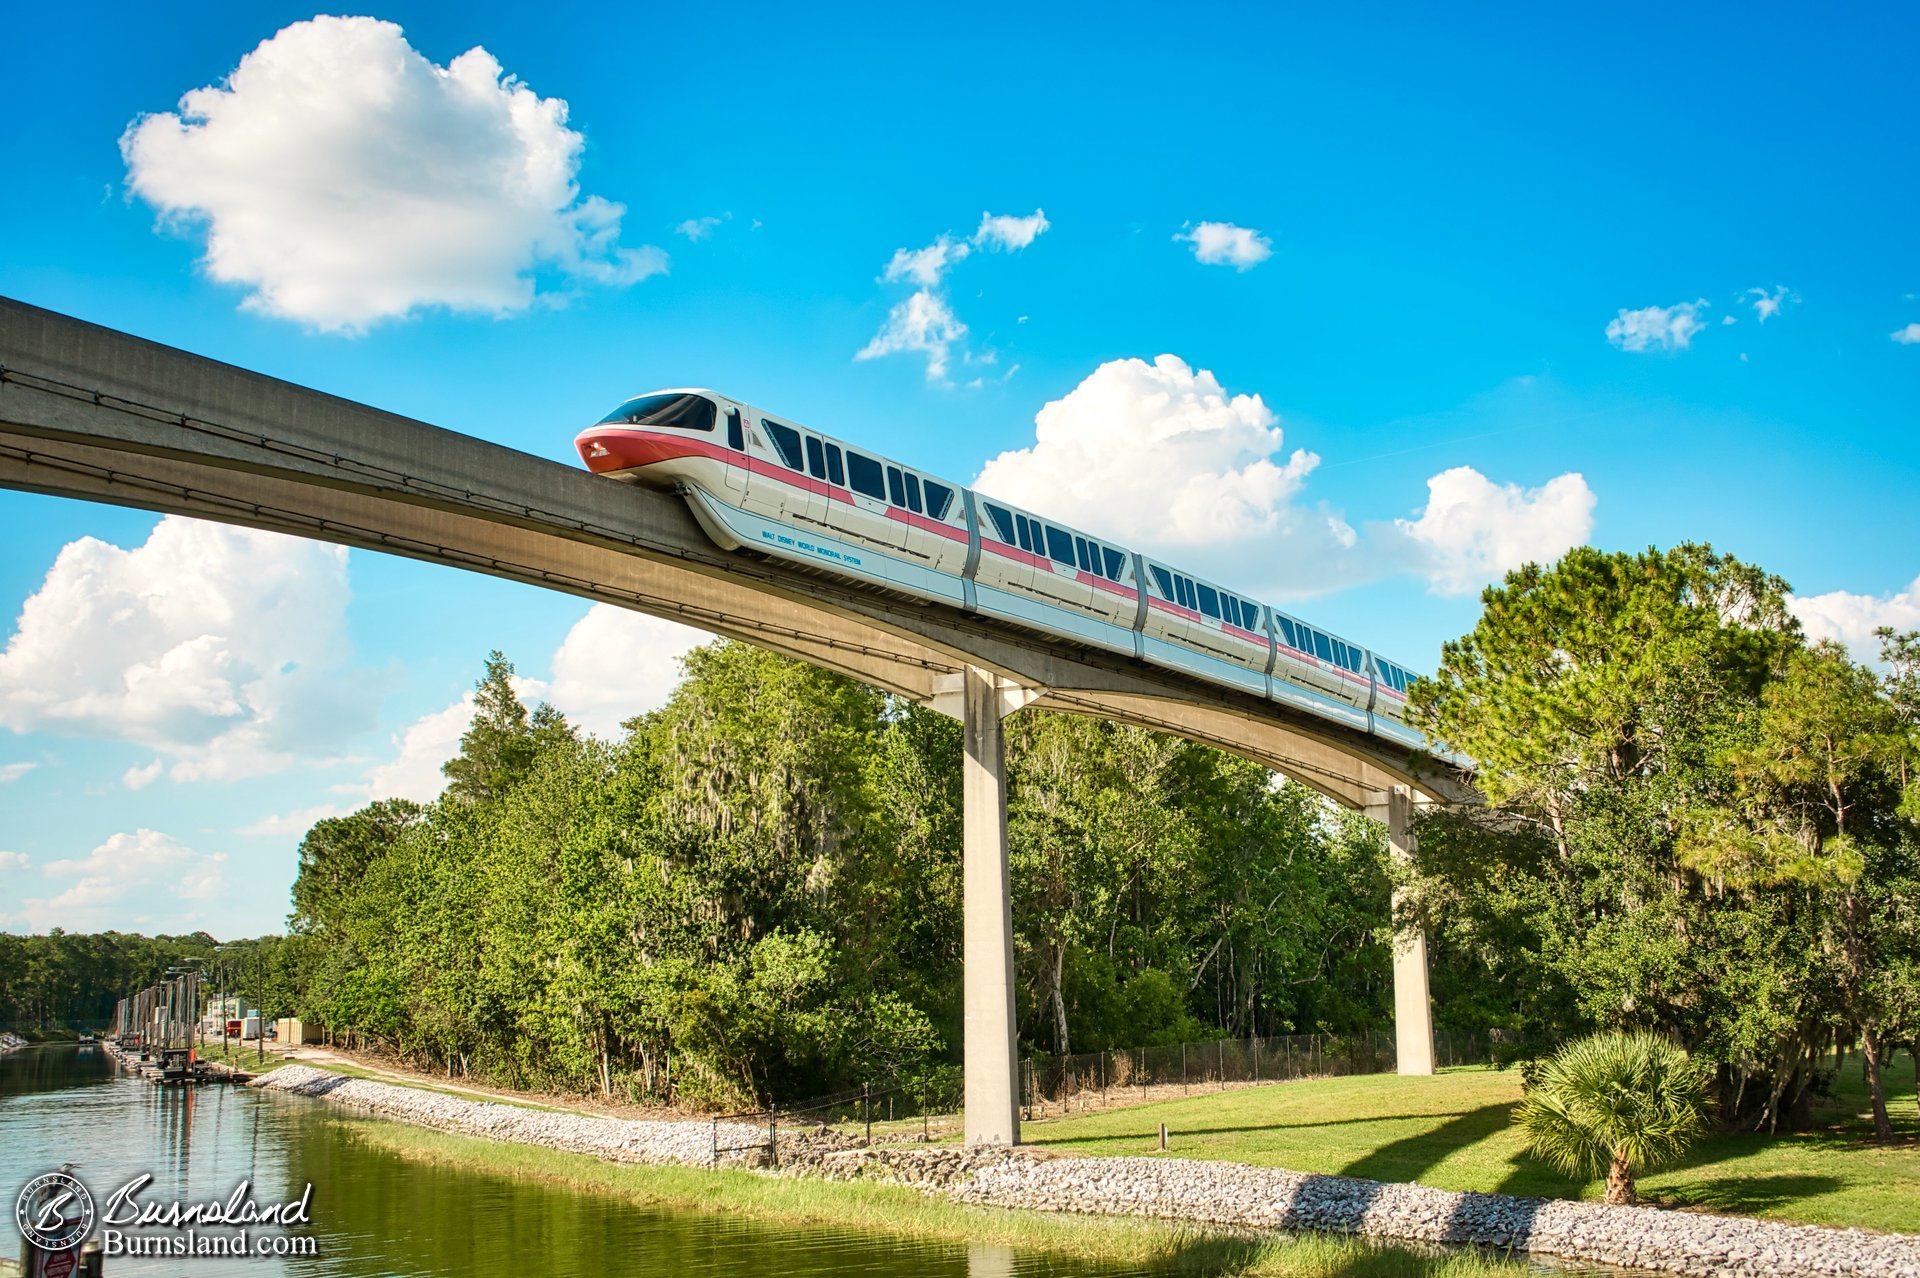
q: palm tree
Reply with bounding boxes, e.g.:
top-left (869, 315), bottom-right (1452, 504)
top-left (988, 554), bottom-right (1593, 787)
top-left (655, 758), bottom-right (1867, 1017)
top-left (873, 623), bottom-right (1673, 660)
top-left (1517, 1031), bottom-right (1708, 1206)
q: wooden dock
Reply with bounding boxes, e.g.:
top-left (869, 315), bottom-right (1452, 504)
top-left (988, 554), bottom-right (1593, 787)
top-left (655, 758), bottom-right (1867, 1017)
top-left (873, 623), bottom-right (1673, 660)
top-left (102, 1038), bottom-right (255, 1086)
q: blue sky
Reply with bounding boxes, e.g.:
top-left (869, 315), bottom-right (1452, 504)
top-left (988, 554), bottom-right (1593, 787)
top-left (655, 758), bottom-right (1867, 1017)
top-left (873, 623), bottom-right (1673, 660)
top-left (2, 2), bottom-right (1916, 937)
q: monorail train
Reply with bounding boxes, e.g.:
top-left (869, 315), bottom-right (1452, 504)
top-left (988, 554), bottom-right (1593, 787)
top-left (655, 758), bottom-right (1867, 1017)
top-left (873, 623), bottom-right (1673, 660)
top-left (574, 389), bottom-right (1433, 754)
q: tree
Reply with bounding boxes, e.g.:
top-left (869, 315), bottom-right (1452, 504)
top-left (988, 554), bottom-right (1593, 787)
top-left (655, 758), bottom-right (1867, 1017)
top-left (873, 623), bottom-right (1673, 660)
top-left (289, 799), bottom-right (422, 931)
top-left (442, 650), bottom-right (547, 804)
top-left (1410, 543), bottom-right (1794, 842)
top-left (1518, 1031), bottom-right (1708, 1206)
top-left (1409, 544), bottom-right (1920, 1135)
top-left (1695, 643), bottom-right (1911, 1138)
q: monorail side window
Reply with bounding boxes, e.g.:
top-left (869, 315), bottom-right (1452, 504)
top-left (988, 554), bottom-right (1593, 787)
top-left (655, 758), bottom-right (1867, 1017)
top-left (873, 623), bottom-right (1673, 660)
top-left (1015, 515), bottom-right (1034, 552)
top-left (1312, 631), bottom-right (1334, 663)
top-left (726, 409), bottom-right (744, 450)
top-left (764, 420), bottom-right (804, 470)
top-left (1150, 565), bottom-right (1174, 598)
top-left (904, 473), bottom-right (923, 513)
top-left (825, 444), bottom-right (845, 487)
top-left (1197, 584), bottom-right (1221, 619)
top-left (983, 503), bottom-right (1016, 544)
top-left (887, 466), bottom-right (907, 507)
top-left (805, 436), bottom-right (827, 480)
top-left (1075, 538), bottom-right (1093, 573)
top-left (1276, 617), bottom-right (1298, 649)
top-left (1104, 548), bottom-right (1127, 581)
top-left (1175, 577), bottom-right (1195, 610)
top-left (848, 452), bottom-right (885, 499)
top-left (597, 392), bottom-right (716, 432)
top-left (1333, 639), bottom-right (1349, 668)
top-left (1045, 525), bottom-right (1074, 565)
top-left (923, 481), bottom-right (955, 521)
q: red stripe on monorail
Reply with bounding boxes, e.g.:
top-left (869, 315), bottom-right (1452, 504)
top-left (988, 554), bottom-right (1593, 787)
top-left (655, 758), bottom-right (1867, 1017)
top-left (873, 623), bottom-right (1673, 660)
top-left (886, 505), bottom-right (969, 543)
top-left (581, 428), bottom-right (969, 541)
top-left (979, 538), bottom-right (1140, 601)
top-left (582, 429), bottom-right (1384, 683)
top-left (1145, 597), bottom-right (1274, 649)
top-left (1275, 645), bottom-right (1373, 687)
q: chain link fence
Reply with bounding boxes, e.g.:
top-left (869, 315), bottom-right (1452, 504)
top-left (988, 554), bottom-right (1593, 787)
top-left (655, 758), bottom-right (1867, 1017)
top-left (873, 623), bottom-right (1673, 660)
top-left (1023, 1028), bottom-right (1501, 1116)
top-left (712, 1074), bottom-right (967, 1164)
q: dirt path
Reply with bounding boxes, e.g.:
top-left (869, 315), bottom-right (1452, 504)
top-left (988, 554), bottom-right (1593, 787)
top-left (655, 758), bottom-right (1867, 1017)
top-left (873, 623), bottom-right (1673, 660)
top-left (257, 1040), bottom-right (676, 1120)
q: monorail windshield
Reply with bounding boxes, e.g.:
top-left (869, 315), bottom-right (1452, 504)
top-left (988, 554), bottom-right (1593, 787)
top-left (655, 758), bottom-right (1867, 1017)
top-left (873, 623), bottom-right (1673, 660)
top-left (598, 393), bottom-right (716, 432)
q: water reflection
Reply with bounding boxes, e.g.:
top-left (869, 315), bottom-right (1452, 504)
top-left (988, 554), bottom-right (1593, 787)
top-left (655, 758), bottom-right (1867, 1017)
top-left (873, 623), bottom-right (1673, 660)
top-left (0, 1045), bottom-right (1146, 1278)
top-left (1, 1045), bottom-right (1640, 1278)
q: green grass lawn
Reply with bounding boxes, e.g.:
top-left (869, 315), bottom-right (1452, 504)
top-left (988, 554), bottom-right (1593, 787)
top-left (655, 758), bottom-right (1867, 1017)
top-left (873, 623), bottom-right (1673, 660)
top-left (345, 1121), bottom-right (1529, 1277)
top-left (1023, 1053), bottom-right (1919, 1234)
top-left (193, 1041), bottom-right (295, 1074)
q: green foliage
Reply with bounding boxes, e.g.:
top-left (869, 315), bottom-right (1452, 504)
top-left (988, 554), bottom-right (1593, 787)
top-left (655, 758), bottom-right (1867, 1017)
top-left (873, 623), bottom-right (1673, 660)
top-left (247, 639), bottom-right (1404, 1106)
top-left (442, 650), bottom-right (549, 804)
top-left (0, 929), bottom-right (219, 1031)
top-left (1406, 543), bottom-right (1920, 1135)
top-left (1517, 1031), bottom-right (1707, 1205)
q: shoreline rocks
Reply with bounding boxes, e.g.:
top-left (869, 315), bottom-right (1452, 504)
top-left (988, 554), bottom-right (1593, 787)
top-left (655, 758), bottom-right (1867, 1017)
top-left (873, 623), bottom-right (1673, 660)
top-left (253, 1065), bottom-right (1920, 1278)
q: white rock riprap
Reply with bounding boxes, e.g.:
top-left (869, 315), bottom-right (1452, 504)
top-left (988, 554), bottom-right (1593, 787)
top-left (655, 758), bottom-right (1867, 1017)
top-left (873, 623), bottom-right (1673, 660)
top-left (929, 1152), bottom-right (1919, 1278)
top-left (254, 1067), bottom-right (1920, 1278)
top-left (252, 1064), bottom-right (800, 1167)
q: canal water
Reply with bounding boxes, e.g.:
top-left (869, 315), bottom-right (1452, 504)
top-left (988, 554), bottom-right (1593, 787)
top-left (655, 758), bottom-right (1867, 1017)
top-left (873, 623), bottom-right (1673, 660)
top-left (0, 1044), bottom-right (1165, 1276)
top-left (2, 1044), bottom-right (1632, 1277)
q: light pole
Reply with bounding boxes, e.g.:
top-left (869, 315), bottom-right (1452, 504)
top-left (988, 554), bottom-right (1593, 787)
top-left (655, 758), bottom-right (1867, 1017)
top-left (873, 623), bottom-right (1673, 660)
top-left (214, 944), bottom-right (231, 1060)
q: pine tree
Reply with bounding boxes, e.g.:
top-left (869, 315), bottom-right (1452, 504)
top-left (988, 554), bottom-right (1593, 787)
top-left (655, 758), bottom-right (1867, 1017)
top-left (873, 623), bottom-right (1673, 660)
top-left (443, 650), bottom-right (537, 804)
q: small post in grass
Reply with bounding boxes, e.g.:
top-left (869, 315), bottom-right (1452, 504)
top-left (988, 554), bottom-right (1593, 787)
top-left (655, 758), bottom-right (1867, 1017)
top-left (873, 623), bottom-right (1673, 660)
top-left (1158, 1123), bottom-right (1168, 1151)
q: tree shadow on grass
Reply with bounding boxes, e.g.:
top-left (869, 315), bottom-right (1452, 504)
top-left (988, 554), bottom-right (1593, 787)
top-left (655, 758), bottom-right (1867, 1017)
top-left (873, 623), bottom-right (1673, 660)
top-left (1337, 1103), bottom-right (1516, 1185)
top-left (1023, 1109), bottom-right (1504, 1147)
top-left (1647, 1173), bottom-right (1844, 1217)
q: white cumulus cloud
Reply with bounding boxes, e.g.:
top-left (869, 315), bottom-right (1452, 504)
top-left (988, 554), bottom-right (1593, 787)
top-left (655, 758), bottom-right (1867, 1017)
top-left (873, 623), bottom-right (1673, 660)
top-left (20, 829), bottom-right (226, 933)
top-left (975, 356), bottom-right (1363, 594)
top-left (121, 15), bottom-right (665, 332)
top-left (1176, 221), bottom-right (1273, 271)
top-left (975, 354), bottom-right (1596, 601)
top-left (974, 209), bottom-right (1050, 252)
top-left (857, 290), bottom-right (969, 383)
top-left (369, 606), bottom-right (703, 797)
top-left (546, 605), bottom-right (706, 739)
top-left (1606, 300), bottom-right (1708, 353)
top-left (1790, 575), bottom-right (1920, 662)
top-left (0, 851), bottom-right (28, 871)
top-left (0, 516), bottom-right (378, 783)
top-left (245, 604), bottom-right (707, 833)
top-left (1746, 285), bottom-right (1794, 323)
top-left (675, 214), bottom-right (729, 241)
top-left (0, 762), bottom-right (34, 783)
top-left (1396, 468), bottom-right (1597, 596)
top-left (1892, 323), bottom-right (1920, 345)
top-left (882, 235), bottom-right (972, 287)
top-left (862, 211), bottom-right (1049, 381)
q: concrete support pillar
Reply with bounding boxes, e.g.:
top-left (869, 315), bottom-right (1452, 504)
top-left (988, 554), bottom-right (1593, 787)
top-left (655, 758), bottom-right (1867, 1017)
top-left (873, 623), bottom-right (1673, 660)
top-left (961, 664), bottom-right (1021, 1146)
top-left (1385, 785), bottom-right (1436, 1076)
